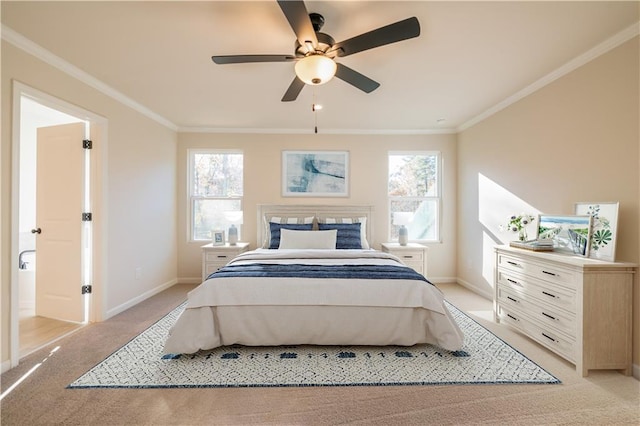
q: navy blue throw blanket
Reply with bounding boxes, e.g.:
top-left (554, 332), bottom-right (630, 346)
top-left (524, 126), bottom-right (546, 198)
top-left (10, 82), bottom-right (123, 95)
top-left (208, 263), bottom-right (430, 284)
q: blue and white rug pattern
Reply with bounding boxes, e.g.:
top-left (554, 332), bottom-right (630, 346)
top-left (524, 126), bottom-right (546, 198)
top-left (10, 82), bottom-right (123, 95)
top-left (68, 302), bottom-right (560, 388)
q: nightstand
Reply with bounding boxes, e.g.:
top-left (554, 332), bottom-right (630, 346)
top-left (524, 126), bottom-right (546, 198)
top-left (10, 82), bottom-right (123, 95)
top-left (381, 242), bottom-right (428, 275)
top-left (201, 242), bottom-right (250, 281)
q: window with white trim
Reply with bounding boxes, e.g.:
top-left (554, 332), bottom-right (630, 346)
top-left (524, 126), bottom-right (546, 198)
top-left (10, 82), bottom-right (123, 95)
top-left (388, 151), bottom-right (441, 242)
top-left (188, 150), bottom-right (243, 241)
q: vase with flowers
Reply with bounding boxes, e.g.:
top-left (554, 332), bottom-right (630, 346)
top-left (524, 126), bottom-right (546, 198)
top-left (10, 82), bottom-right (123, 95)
top-left (502, 213), bottom-right (536, 241)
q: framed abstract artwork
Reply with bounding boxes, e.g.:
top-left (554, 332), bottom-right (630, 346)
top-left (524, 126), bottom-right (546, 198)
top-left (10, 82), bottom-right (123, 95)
top-left (282, 151), bottom-right (349, 197)
top-left (574, 202), bottom-right (619, 261)
top-left (537, 214), bottom-right (592, 256)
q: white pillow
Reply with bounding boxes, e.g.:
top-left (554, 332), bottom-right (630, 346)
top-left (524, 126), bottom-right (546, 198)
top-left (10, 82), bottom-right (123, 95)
top-left (278, 229), bottom-right (337, 250)
top-left (318, 217), bottom-right (369, 249)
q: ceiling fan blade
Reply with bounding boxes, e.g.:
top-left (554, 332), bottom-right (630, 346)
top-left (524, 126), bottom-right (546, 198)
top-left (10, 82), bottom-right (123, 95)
top-left (277, 0), bottom-right (318, 51)
top-left (331, 17), bottom-right (420, 58)
top-left (212, 54), bottom-right (295, 64)
top-left (281, 76), bottom-right (306, 102)
top-left (335, 63), bottom-right (380, 93)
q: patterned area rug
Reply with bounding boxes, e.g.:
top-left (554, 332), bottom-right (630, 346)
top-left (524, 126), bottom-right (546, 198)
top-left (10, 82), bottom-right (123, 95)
top-left (68, 302), bottom-right (560, 388)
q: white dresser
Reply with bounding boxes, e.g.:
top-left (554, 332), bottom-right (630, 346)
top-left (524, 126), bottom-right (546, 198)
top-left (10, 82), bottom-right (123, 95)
top-left (201, 242), bottom-right (250, 281)
top-left (494, 245), bottom-right (636, 376)
top-left (381, 242), bottom-right (427, 275)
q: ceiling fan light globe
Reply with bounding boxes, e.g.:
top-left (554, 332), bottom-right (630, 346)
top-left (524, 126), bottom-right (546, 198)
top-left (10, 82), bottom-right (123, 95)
top-left (295, 55), bottom-right (337, 85)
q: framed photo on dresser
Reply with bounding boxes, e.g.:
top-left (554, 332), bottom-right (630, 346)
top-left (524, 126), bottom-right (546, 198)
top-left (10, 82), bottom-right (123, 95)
top-left (574, 202), bottom-right (619, 261)
top-left (537, 214), bottom-right (592, 256)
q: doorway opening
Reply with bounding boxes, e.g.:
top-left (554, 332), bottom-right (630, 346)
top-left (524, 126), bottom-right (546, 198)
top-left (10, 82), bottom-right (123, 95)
top-left (18, 98), bottom-right (86, 357)
top-left (10, 82), bottom-right (106, 368)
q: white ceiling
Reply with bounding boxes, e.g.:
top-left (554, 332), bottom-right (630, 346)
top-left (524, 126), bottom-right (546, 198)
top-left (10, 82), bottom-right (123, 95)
top-left (2, 1), bottom-right (638, 133)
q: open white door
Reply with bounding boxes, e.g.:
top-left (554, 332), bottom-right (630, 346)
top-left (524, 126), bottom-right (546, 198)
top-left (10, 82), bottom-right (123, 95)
top-left (35, 122), bottom-right (86, 322)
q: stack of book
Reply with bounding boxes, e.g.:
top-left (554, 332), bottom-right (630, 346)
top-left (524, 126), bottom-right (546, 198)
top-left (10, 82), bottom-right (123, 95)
top-left (509, 239), bottom-right (554, 251)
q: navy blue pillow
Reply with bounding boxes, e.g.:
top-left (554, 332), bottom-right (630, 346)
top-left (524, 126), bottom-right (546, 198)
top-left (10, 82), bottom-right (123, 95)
top-left (269, 222), bottom-right (314, 249)
top-left (318, 223), bottom-right (362, 249)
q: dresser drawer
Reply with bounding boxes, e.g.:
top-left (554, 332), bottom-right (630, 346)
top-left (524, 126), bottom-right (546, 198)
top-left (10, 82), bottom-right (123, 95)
top-left (497, 269), bottom-right (576, 313)
top-left (498, 305), bottom-right (575, 362)
top-left (401, 260), bottom-right (423, 274)
top-left (498, 285), bottom-right (576, 336)
top-left (381, 243), bottom-right (427, 275)
top-left (498, 253), bottom-right (577, 289)
top-left (395, 251), bottom-right (424, 262)
top-left (201, 242), bottom-right (250, 281)
top-left (206, 252), bottom-right (234, 263)
top-left (204, 263), bottom-right (224, 277)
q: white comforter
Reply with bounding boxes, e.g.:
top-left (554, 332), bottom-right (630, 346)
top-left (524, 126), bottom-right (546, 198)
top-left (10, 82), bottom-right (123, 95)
top-left (164, 249), bottom-right (464, 354)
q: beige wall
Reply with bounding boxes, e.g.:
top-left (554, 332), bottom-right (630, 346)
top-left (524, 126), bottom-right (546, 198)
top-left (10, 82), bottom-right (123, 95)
top-left (457, 38), bottom-right (639, 365)
top-left (1, 42), bottom-right (178, 366)
top-left (2, 20), bottom-right (637, 374)
top-left (177, 132), bottom-right (457, 282)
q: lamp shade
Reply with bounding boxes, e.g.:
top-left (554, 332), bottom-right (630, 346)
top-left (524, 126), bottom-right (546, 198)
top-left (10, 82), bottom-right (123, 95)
top-left (295, 55), bottom-right (337, 85)
top-left (393, 212), bottom-right (413, 226)
top-left (224, 211), bottom-right (243, 224)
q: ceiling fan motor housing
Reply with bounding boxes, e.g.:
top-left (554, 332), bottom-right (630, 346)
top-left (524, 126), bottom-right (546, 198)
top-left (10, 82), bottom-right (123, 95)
top-left (295, 32), bottom-right (336, 58)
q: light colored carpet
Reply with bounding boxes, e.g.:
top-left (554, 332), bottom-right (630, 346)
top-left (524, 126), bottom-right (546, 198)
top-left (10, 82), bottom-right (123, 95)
top-left (2, 282), bottom-right (638, 425)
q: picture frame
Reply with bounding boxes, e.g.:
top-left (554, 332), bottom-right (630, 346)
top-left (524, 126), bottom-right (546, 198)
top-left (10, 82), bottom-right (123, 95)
top-left (211, 230), bottom-right (225, 246)
top-left (574, 202), bottom-right (619, 262)
top-left (537, 214), bottom-right (592, 257)
top-left (282, 150), bottom-right (349, 197)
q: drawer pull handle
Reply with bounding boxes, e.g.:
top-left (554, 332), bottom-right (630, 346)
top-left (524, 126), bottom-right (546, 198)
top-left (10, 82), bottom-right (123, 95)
top-left (541, 332), bottom-right (557, 343)
top-left (217, 255), bottom-right (228, 259)
top-left (506, 260), bottom-right (521, 267)
top-left (542, 312), bottom-right (557, 321)
top-left (506, 278), bottom-right (522, 286)
top-left (402, 255), bottom-right (414, 259)
top-left (506, 314), bottom-right (518, 321)
top-left (506, 296), bottom-right (519, 303)
top-left (541, 291), bottom-right (557, 299)
top-left (542, 270), bottom-right (558, 277)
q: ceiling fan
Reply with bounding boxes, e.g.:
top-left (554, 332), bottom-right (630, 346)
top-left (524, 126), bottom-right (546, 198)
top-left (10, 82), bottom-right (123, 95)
top-left (212, 0), bottom-right (420, 102)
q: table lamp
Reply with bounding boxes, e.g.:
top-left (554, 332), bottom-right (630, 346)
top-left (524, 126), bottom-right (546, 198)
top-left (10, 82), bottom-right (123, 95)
top-left (224, 211), bottom-right (243, 245)
top-left (393, 212), bottom-right (413, 246)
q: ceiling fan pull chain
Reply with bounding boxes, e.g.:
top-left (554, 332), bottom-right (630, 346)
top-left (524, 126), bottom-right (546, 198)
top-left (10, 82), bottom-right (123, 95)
top-left (312, 90), bottom-right (318, 134)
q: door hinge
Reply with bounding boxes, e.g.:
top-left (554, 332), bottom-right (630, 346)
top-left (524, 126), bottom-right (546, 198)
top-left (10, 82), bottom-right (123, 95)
top-left (82, 212), bottom-right (92, 221)
top-left (83, 139), bottom-right (93, 149)
top-left (82, 285), bottom-right (92, 294)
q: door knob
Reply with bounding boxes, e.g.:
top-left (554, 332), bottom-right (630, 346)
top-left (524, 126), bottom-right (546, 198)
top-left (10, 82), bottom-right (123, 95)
top-left (31, 228), bottom-right (41, 234)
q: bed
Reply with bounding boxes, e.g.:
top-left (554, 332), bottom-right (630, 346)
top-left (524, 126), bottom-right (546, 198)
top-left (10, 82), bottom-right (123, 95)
top-left (163, 205), bottom-right (464, 354)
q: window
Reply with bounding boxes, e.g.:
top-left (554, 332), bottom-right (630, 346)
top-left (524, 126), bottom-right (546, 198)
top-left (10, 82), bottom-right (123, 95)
top-left (188, 150), bottom-right (243, 241)
top-left (388, 152), bottom-right (441, 242)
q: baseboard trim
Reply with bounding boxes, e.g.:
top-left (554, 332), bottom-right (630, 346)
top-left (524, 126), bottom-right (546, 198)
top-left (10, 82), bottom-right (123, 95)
top-left (105, 278), bottom-right (178, 320)
top-left (427, 276), bottom-right (458, 284)
top-left (1, 359), bottom-right (12, 374)
top-left (177, 277), bottom-right (203, 285)
top-left (455, 277), bottom-right (493, 300)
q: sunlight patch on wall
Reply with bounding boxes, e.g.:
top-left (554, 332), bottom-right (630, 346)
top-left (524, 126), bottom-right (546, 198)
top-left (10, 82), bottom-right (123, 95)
top-left (478, 173), bottom-right (540, 244)
top-left (478, 173), bottom-right (541, 290)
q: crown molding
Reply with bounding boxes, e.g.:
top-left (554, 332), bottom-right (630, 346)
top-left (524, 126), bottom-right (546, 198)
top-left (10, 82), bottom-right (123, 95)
top-left (1, 24), bottom-right (178, 131)
top-left (457, 21), bottom-right (640, 132)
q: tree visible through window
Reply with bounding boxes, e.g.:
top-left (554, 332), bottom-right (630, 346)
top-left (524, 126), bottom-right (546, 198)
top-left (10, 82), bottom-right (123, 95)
top-left (189, 150), bottom-right (243, 241)
top-left (388, 152), bottom-right (440, 242)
